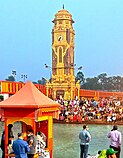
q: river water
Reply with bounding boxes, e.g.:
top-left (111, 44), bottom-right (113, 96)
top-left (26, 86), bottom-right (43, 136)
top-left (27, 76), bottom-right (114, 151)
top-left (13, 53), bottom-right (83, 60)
top-left (0, 122), bottom-right (123, 158)
top-left (53, 123), bottom-right (123, 158)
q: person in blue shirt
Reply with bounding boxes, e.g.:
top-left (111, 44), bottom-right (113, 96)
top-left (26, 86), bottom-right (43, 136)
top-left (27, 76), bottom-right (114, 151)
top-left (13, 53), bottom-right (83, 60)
top-left (79, 124), bottom-right (91, 158)
top-left (12, 132), bottom-right (30, 158)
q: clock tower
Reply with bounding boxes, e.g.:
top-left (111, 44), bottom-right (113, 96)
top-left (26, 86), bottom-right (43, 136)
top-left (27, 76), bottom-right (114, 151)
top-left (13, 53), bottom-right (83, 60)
top-left (46, 7), bottom-right (80, 100)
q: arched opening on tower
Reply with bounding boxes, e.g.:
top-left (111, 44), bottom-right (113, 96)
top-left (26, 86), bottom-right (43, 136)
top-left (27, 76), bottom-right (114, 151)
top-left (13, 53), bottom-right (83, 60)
top-left (59, 47), bottom-right (62, 63)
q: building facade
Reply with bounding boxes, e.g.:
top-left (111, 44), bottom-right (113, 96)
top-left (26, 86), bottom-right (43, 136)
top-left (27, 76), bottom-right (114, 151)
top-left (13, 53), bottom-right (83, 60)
top-left (1, 81), bottom-right (123, 101)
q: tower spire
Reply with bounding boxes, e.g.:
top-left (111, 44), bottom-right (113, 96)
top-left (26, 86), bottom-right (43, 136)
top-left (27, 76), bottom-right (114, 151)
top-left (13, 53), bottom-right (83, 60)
top-left (63, 4), bottom-right (64, 9)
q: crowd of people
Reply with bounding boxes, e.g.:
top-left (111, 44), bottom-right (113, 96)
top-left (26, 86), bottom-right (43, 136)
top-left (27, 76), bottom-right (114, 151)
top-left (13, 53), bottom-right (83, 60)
top-left (55, 97), bottom-right (123, 123)
top-left (79, 124), bottom-right (121, 158)
top-left (0, 124), bottom-right (47, 158)
top-left (0, 97), bottom-right (123, 158)
top-left (55, 97), bottom-right (123, 158)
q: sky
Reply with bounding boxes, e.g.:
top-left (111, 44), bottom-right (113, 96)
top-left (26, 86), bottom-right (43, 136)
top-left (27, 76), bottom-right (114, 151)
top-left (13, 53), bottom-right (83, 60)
top-left (0, 0), bottom-right (123, 82)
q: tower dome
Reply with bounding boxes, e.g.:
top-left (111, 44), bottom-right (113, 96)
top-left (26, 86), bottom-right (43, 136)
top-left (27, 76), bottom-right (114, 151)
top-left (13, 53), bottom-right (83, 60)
top-left (52, 8), bottom-right (74, 23)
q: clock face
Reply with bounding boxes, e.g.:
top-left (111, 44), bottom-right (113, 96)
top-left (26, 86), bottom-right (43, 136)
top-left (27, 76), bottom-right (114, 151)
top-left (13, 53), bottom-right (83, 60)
top-left (57, 35), bottom-right (63, 41)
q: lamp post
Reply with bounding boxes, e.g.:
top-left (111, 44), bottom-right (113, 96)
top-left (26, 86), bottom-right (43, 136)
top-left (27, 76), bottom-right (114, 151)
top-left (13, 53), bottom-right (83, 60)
top-left (44, 64), bottom-right (52, 82)
top-left (12, 70), bottom-right (16, 81)
top-left (21, 74), bottom-right (27, 82)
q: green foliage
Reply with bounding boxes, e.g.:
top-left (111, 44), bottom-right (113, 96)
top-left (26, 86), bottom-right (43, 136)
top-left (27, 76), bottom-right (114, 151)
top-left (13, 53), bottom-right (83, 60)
top-left (82, 73), bottom-right (123, 91)
top-left (75, 71), bottom-right (85, 85)
top-left (0, 95), bottom-right (3, 100)
top-left (37, 78), bottom-right (46, 85)
top-left (5, 75), bottom-right (15, 81)
top-left (32, 81), bottom-right (38, 84)
top-left (82, 77), bottom-right (101, 90)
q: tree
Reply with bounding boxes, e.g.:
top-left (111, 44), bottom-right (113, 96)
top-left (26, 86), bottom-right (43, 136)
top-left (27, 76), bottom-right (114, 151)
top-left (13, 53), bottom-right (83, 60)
top-left (81, 73), bottom-right (123, 91)
top-left (97, 73), bottom-right (107, 90)
top-left (111, 76), bottom-right (122, 91)
top-left (120, 77), bottom-right (123, 91)
top-left (98, 73), bottom-right (107, 80)
top-left (37, 78), bottom-right (46, 85)
top-left (5, 75), bottom-right (15, 81)
top-left (32, 81), bottom-right (38, 84)
top-left (0, 95), bottom-right (3, 101)
top-left (75, 71), bottom-right (85, 85)
top-left (82, 77), bottom-right (101, 90)
top-left (104, 77), bottom-right (114, 91)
